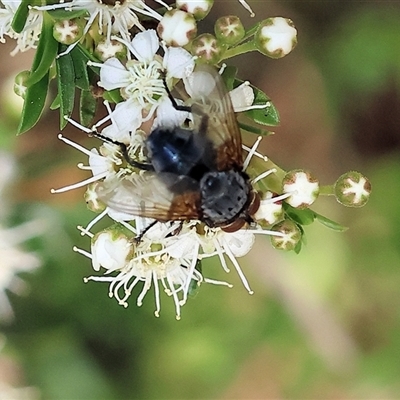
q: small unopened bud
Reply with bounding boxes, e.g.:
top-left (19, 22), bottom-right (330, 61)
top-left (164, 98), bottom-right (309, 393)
top-left (91, 229), bottom-right (133, 271)
top-left (85, 182), bottom-right (106, 213)
top-left (176, 0), bottom-right (214, 20)
top-left (271, 220), bottom-right (302, 251)
top-left (214, 15), bottom-right (245, 46)
top-left (157, 9), bottom-right (197, 47)
top-left (282, 170), bottom-right (319, 208)
top-left (191, 33), bottom-right (223, 63)
top-left (95, 39), bottom-right (126, 61)
top-left (334, 171), bottom-right (371, 207)
top-left (53, 18), bottom-right (84, 45)
top-left (255, 17), bottom-right (297, 59)
top-left (254, 191), bottom-right (284, 225)
top-left (14, 70), bottom-right (30, 99)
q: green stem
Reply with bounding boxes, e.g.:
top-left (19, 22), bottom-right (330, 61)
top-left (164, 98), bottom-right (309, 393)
top-left (319, 185), bottom-right (335, 196)
top-left (221, 40), bottom-right (257, 61)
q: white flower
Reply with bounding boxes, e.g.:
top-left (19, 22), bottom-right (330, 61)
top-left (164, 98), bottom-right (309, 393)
top-left (0, 0), bottom-right (43, 55)
top-left (88, 29), bottom-right (195, 127)
top-left (254, 191), bottom-right (284, 225)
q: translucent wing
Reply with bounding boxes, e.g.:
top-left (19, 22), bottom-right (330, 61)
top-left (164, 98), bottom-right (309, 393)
top-left (95, 172), bottom-right (202, 221)
top-left (184, 65), bottom-right (243, 171)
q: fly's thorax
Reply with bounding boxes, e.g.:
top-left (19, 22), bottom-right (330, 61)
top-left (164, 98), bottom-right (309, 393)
top-left (200, 170), bottom-right (249, 225)
top-left (146, 126), bottom-right (212, 177)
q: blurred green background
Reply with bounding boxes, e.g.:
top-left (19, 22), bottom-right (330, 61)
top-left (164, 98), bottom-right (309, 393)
top-left (0, 1), bottom-right (399, 399)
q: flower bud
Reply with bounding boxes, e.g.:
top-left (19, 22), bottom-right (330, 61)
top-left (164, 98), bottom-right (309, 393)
top-left (255, 17), bottom-right (297, 59)
top-left (270, 219), bottom-right (302, 251)
top-left (176, 0), bottom-right (214, 20)
top-left (191, 33), bottom-right (223, 63)
top-left (95, 38), bottom-right (126, 61)
top-left (282, 170), bottom-right (319, 208)
top-left (214, 15), bottom-right (245, 46)
top-left (157, 9), bottom-right (197, 47)
top-left (14, 70), bottom-right (30, 99)
top-left (91, 229), bottom-right (133, 272)
top-left (53, 18), bottom-right (84, 45)
top-left (334, 171), bottom-right (371, 207)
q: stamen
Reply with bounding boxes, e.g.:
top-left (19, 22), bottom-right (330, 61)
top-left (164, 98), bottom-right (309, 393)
top-left (166, 273), bottom-right (181, 320)
top-left (152, 271), bottom-right (161, 317)
top-left (243, 136), bottom-right (263, 169)
top-left (204, 278), bottom-right (233, 288)
top-left (77, 225), bottom-right (94, 238)
top-left (252, 168), bottom-right (276, 184)
top-left (73, 246), bottom-right (92, 258)
top-left (221, 237), bottom-right (254, 294)
top-left (51, 171), bottom-right (107, 193)
top-left (79, 209), bottom-right (108, 235)
top-left (238, 0), bottom-right (255, 17)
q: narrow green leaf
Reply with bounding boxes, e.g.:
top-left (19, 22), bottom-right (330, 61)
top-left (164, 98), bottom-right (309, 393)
top-left (238, 120), bottom-right (274, 136)
top-left (11, 0), bottom-right (30, 34)
top-left (56, 45), bottom-right (76, 129)
top-left (50, 93), bottom-right (61, 110)
top-left (244, 85), bottom-right (280, 127)
top-left (314, 213), bottom-right (349, 232)
top-left (284, 203), bottom-right (316, 226)
top-left (221, 65), bottom-right (238, 91)
top-left (79, 89), bottom-right (97, 127)
top-left (71, 47), bottom-right (90, 90)
top-left (17, 72), bottom-right (50, 134)
top-left (26, 12), bottom-right (58, 87)
top-left (47, 9), bottom-right (87, 20)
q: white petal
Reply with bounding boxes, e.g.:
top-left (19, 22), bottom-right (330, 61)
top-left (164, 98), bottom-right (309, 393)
top-left (164, 46), bottom-right (194, 79)
top-left (91, 232), bottom-right (131, 272)
top-left (88, 148), bottom-right (110, 176)
top-left (130, 29), bottom-right (159, 62)
top-left (152, 97), bottom-right (189, 129)
top-left (102, 100), bottom-right (142, 142)
top-left (222, 230), bottom-right (255, 258)
top-left (229, 83), bottom-right (254, 111)
top-left (99, 57), bottom-right (131, 91)
top-left (183, 69), bottom-right (216, 99)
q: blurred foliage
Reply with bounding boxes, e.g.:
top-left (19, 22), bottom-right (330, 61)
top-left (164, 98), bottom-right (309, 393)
top-left (0, 1), bottom-right (400, 399)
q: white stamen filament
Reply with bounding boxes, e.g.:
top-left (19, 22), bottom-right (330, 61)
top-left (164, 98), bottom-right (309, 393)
top-left (221, 237), bottom-right (254, 294)
top-left (243, 136), bottom-right (263, 169)
top-left (252, 168), bottom-right (276, 184)
top-left (51, 171), bottom-right (108, 193)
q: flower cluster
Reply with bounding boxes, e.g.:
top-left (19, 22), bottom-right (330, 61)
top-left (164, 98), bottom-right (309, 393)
top-left (1, 0), bottom-right (371, 318)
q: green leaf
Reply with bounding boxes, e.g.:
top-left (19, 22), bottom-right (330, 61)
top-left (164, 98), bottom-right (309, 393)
top-left (103, 89), bottom-right (123, 104)
top-left (71, 47), bottom-right (90, 90)
top-left (284, 203), bottom-right (316, 226)
top-left (221, 65), bottom-right (238, 91)
top-left (314, 213), bottom-right (349, 232)
top-left (238, 120), bottom-right (274, 136)
top-left (50, 93), bottom-right (61, 110)
top-left (25, 12), bottom-right (58, 87)
top-left (17, 72), bottom-right (50, 134)
top-left (47, 9), bottom-right (87, 20)
top-left (79, 89), bottom-right (97, 127)
top-left (244, 85), bottom-right (280, 127)
top-left (11, 0), bottom-right (30, 34)
top-left (56, 45), bottom-right (75, 130)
